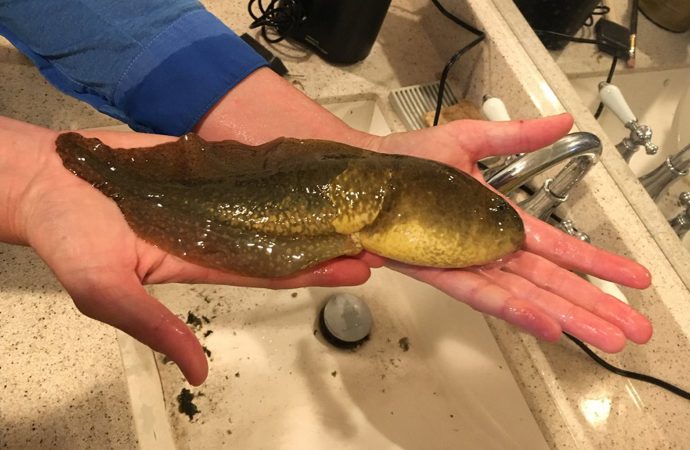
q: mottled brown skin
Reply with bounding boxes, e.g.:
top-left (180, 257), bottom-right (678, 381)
top-left (55, 133), bottom-right (524, 277)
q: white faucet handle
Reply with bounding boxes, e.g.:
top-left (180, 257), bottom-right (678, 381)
top-left (481, 95), bottom-right (511, 121)
top-left (598, 82), bottom-right (637, 125)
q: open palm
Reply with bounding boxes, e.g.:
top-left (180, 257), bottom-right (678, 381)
top-left (6, 118), bottom-right (373, 385)
top-left (372, 114), bottom-right (652, 352)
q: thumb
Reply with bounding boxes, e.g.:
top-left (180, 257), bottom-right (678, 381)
top-left (63, 270), bottom-right (208, 385)
top-left (458, 113), bottom-right (575, 160)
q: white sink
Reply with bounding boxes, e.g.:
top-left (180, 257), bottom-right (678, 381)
top-left (570, 68), bottom-right (690, 242)
top-left (117, 98), bottom-right (549, 449)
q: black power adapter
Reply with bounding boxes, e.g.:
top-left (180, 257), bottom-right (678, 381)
top-left (595, 18), bottom-right (631, 60)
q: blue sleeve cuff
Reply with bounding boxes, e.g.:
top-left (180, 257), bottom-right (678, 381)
top-left (109, 10), bottom-right (267, 135)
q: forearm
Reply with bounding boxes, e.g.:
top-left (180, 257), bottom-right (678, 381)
top-left (0, 1), bottom-right (267, 137)
top-left (195, 67), bottom-right (378, 148)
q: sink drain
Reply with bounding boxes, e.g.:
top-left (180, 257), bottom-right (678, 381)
top-left (319, 293), bottom-right (372, 349)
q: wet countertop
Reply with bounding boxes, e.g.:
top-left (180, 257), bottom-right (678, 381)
top-left (2, 0), bottom-right (690, 449)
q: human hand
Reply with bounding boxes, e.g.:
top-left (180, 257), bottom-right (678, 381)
top-left (1, 116), bottom-right (377, 385)
top-left (367, 113), bottom-right (653, 352)
top-left (2, 110), bottom-right (652, 388)
top-left (199, 69), bottom-right (650, 361)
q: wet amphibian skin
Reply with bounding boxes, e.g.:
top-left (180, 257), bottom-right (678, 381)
top-left (55, 133), bottom-right (524, 277)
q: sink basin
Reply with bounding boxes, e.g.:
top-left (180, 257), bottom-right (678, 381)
top-left (143, 269), bottom-right (548, 449)
top-left (117, 97), bottom-right (549, 449)
top-left (570, 67), bottom-right (690, 242)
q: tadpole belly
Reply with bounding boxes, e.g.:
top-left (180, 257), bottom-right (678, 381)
top-left (55, 132), bottom-right (524, 277)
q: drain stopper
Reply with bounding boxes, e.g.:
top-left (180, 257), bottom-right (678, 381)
top-left (319, 293), bottom-right (372, 348)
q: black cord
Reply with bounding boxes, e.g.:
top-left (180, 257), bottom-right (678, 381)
top-left (430, 0), bottom-right (485, 126)
top-left (430, 0), bottom-right (483, 36)
top-left (532, 29), bottom-right (618, 120)
top-left (593, 3), bottom-right (611, 16)
top-left (248, 0), bottom-right (303, 43)
top-left (433, 35), bottom-right (484, 126)
top-left (584, 2), bottom-right (611, 27)
top-left (630, 0), bottom-right (639, 36)
top-left (534, 29), bottom-right (601, 45)
top-left (565, 333), bottom-right (690, 400)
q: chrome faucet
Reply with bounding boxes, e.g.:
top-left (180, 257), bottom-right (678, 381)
top-left (669, 192), bottom-right (690, 239)
top-left (616, 122), bottom-right (658, 162)
top-left (598, 82), bottom-right (658, 162)
top-left (486, 132), bottom-right (601, 220)
top-left (639, 141), bottom-right (690, 201)
top-left (479, 95), bottom-right (602, 220)
top-left (556, 218), bottom-right (591, 242)
top-left (485, 131), bottom-right (602, 196)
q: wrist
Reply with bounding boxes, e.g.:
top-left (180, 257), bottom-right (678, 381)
top-left (0, 161), bottom-right (30, 246)
top-left (0, 118), bottom-right (57, 245)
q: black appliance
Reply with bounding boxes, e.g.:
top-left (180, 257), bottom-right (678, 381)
top-left (251, 0), bottom-right (392, 64)
top-left (513, 0), bottom-right (600, 49)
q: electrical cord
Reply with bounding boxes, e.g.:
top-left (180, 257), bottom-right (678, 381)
top-left (584, 2), bottom-right (611, 27)
top-left (430, 0), bottom-right (485, 126)
top-left (534, 28), bottom-right (601, 44)
top-left (628, 0), bottom-right (639, 67)
top-left (248, 0), bottom-right (303, 43)
top-left (431, 0), bottom-right (690, 403)
top-left (565, 333), bottom-right (690, 400)
top-left (430, 0), bottom-right (482, 35)
top-left (533, 28), bottom-right (618, 119)
top-left (432, 34), bottom-right (484, 127)
top-left (593, 3), bottom-right (611, 16)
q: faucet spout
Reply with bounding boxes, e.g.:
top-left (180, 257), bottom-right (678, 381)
top-left (485, 132), bottom-right (602, 195)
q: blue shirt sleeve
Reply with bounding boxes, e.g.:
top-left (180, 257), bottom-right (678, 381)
top-left (0, 1), bottom-right (268, 135)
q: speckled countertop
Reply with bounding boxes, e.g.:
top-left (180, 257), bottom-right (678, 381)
top-left (2, 1), bottom-right (690, 449)
top-left (488, 0), bottom-right (690, 448)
